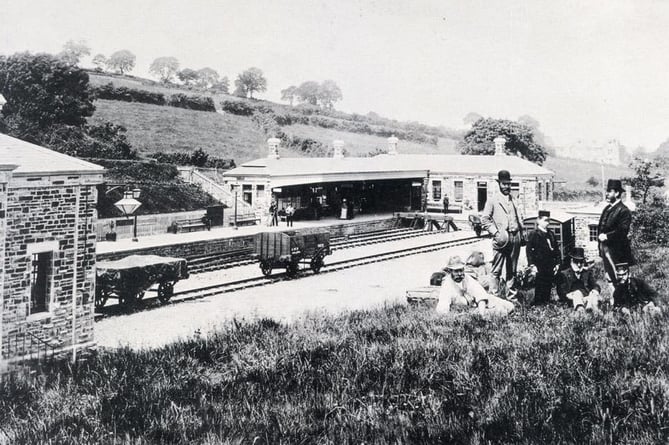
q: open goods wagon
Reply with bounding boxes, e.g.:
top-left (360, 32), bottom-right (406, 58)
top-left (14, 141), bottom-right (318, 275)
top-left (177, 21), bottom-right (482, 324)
top-left (254, 231), bottom-right (331, 277)
top-left (95, 254), bottom-right (189, 309)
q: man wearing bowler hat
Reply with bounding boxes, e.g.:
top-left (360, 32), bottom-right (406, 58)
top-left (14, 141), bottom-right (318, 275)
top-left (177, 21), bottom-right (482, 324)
top-left (597, 179), bottom-right (634, 285)
top-left (556, 247), bottom-right (602, 311)
top-left (481, 169), bottom-right (525, 299)
top-left (526, 210), bottom-right (561, 304)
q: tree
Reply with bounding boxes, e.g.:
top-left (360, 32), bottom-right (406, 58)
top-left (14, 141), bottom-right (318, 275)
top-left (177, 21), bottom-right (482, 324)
top-left (655, 138), bottom-right (669, 159)
top-left (234, 67), bottom-right (267, 98)
top-left (463, 112), bottom-right (483, 126)
top-left (196, 67), bottom-right (220, 89)
top-left (624, 157), bottom-right (666, 204)
top-left (211, 76), bottom-right (229, 94)
top-left (296, 81), bottom-right (320, 105)
top-left (281, 85), bottom-right (297, 106)
top-left (518, 114), bottom-right (549, 148)
top-left (107, 50), bottom-right (136, 74)
top-left (0, 52), bottom-right (95, 135)
top-left (318, 80), bottom-right (342, 109)
top-left (57, 39), bottom-right (91, 66)
top-left (177, 68), bottom-right (199, 86)
top-left (150, 56), bottom-right (180, 83)
top-left (92, 53), bottom-right (107, 71)
top-left (458, 118), bottom-right (547, 165)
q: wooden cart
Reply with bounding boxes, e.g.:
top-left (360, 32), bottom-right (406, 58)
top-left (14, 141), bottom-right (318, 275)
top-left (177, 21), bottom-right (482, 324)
top-left (254, 230), bottom-right (331, 278)
top-left (95, 254), bottom-right (189, 309)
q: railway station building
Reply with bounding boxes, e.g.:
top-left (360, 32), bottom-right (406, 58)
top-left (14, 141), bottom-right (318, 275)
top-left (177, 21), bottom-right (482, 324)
top-left (220, 136), bottom-right (555, 222)
top-left (0, 134), bottom-right (104, 367)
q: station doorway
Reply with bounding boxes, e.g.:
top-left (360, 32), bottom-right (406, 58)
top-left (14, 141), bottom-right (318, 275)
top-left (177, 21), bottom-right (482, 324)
top-left (477, 181), bottom-right (487, 211)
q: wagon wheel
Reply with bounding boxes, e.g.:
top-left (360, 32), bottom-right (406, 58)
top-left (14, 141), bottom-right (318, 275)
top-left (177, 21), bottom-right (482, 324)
top-left (310, 255), bottom-right (324, 273)
top-left (158, 281), bottom-right (174, 304)
top-left (286, 261), bottom-right (299, 278)
top-left (120, 291), bottom-right (136, 308)
top-left (95, 288), bottom-right (111, 310)
top-left (260, 261), bottom-right (273, 277)
top-left (136, 291), bottom-right (146, 301)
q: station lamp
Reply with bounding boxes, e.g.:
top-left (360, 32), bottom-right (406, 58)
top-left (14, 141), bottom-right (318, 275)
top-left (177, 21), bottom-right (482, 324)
top-left (114, 188), bottom-right (142, 241)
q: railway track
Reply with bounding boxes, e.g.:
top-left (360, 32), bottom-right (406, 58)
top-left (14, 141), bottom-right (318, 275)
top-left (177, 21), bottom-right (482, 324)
top-left (187, 226), bottom-right (464, 273)
top-left (95, 233), bottom-right (482, 319)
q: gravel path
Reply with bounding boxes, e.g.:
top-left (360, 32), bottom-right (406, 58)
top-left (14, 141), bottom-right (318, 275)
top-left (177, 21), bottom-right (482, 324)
top-left (95, 233), bottom-right (499, 350)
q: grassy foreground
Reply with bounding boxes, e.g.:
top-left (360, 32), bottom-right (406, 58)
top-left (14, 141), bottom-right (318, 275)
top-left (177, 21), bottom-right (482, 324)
top-left (2, 248), bottom-right (668, 444)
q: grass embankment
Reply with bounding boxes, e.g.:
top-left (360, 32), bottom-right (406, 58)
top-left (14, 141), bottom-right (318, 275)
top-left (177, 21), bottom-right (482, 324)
top-left (544, 157), bottom-right (632, 201)
top-left (2, 246), bottom-right (668, 444)
top-left (89, 100), bottom-right (267, 163)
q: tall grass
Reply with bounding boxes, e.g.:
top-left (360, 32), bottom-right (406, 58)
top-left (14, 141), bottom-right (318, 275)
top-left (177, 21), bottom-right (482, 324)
top-left (2, 246), bottom-right (667, 444)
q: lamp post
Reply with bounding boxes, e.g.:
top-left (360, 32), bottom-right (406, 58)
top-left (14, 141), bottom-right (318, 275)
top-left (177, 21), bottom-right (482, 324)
top-left (114, 188), bottom-right (142, 241)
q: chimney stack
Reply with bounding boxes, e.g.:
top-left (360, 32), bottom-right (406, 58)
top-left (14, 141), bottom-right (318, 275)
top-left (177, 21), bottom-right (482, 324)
top-left (267, 137), bottom-right (280, 159)
top-left (387, 136), bottom-right (399, 155)
top-left (333, 140), bottom-right (345, 159)
top-left (493, 136), bottom-right (507, 156)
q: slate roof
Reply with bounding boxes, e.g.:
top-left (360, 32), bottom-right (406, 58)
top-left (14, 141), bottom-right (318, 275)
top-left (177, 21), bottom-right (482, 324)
top-left (0, 133), bottom-right (104, 175)
top-left (224, 153), bottom-right (554, 178)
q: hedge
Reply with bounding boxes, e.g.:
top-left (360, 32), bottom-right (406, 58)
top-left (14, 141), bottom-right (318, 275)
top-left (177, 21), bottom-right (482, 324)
top-left (92, 83), bottom-right (166, 105)
top-left (168, 93), bottom-right (216, 112)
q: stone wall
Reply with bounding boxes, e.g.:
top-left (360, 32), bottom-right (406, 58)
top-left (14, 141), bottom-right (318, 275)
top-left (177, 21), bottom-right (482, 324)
top-left (2, 174), bottom-right (100, 362)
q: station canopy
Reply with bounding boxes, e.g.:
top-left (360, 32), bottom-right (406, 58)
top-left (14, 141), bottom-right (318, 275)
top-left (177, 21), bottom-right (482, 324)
top-left (223, 153), bottom-right (554, 188)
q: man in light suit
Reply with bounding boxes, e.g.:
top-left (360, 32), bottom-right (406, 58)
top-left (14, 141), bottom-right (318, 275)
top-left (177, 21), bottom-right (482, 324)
top-left (481, 169), bottom-right (525, 299)
top-left (597, 179), bottom-right (634, 285)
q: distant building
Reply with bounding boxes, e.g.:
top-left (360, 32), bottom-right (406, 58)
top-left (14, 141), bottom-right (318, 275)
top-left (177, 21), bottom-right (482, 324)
top-left (555, 139), bottom-right (624, 166)
top-left (220, 137), bottom-right (555, 220)
top-left (0, 134), bottom-right (104, 367)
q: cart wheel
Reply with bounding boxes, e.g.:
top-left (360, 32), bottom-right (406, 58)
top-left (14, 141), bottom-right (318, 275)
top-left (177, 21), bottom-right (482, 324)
top-left (260, 261), bottom-right (273, 277)
top-left (95, 289), bottom-right (110, 310)
top-left (136, 291), bottom-right (146, 301)
top-left (310, 256), bottom-right (324, 273)
top-left (158, 282), bottom-right (174, 303)
top-left (120, 292), bottom-right (136, 308)
top-left (286, 261), bottom-right (299, 278)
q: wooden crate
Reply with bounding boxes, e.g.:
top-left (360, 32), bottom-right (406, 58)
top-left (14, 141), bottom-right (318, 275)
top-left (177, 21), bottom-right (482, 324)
top-left (406, 286), bottom-right (440, 309)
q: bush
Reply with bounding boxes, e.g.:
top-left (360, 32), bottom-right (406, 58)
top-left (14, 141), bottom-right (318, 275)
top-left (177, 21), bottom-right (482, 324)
top-left (90, 158), bottom-right (180, 182)
top-left (149, 151), bottom-right (236, 169)
top-left (632, 198), bottom-right (669, 246)
top-left (220, 100), bottom-right (254, 116)
top-left (168, 93), bottom-right (216, 112)
top-left (93, 82), bottom-right (166, 105)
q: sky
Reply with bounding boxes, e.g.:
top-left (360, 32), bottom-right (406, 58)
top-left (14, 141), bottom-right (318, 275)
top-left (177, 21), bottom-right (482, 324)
top-left (2, 0), bottom-right (669, 151)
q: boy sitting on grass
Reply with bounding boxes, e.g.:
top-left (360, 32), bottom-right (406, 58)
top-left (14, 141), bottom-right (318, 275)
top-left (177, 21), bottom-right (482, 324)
top-left (612, 262), bottom-right (662, 315)
top-left (436, 255), bottom-right (514, 316)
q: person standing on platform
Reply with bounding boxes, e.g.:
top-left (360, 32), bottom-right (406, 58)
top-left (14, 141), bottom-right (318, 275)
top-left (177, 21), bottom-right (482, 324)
top-left (443, 194), bottom-right (449, 214)
top-left (285, 202), bottom-right (294, 227)
top-left (269, 201), bottom-right (278, 226)
top-left (526, 210), bottom-right (561, 305)
top-left (597, 179), bottom-right (634, 285)
top-left (480, 169), bottom-right (525, 299)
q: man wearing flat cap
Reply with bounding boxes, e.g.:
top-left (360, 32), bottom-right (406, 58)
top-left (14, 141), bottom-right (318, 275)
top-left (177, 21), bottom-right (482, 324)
top-left (611, 263), bottom-right (660, 313)
top-left (526, 210), bottom-right (561, 304)
top-left (437, 255), bottom-right (514, 315)
top-left (556, 247), bottom-right (602, 311)
top-left (481, 169), bottom-right (525, 299)
top-left (597, 179), bottom-right (634, 285)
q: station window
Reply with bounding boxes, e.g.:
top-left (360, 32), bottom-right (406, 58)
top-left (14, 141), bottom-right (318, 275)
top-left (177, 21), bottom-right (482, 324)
top-left (537, 182), bottom-right (543, 200)
top-left (454, 181), bottom-right (463, 202)
top-left (589, 224), bottom-right (599, 242)
top-left (432, 180), bottom-right (442, 200)
top-left (256, 184), bottom-right (265, 201)
top-left (30, 251), bottom-right (52, 314)
top-left (511, 182), bottom-right (520, 199)
top-left (553, 226), bottom-right (562, 245)
top-left (242, 184), bottom-right (252, 205)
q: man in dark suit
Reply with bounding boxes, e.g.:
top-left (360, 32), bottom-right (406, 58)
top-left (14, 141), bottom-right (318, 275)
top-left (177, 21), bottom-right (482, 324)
top-left (597, 179), bottom-right (634, 285)
top-left (556, 248), bottom-right (602, 311)
top-left (481, 169), bottom-right (525, 299)
top-left (526, 210), bottom-right (561, 304)
top-left (612, 263), bottom-right (660, 313)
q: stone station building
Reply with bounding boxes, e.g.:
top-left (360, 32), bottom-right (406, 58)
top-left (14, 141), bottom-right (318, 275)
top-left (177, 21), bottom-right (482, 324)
top-left (220, 136), bottom-right (555, 222)
top-left (0, 134), bottom-right (104, 367)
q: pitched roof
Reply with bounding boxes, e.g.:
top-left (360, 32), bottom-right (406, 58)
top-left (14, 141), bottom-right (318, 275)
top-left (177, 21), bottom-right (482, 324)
top-left (0, 133), bottom-right (104, 175)
top-left (224, 153), bottom-right (554, 178)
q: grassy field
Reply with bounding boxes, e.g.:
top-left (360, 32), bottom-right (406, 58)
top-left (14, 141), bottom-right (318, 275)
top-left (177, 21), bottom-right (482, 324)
top-left (283, 124), bottom-right (458, 156)
top-left (89, 100), bottom-right (268, 162)
top-left (2, 245), bottom-right (668, 444)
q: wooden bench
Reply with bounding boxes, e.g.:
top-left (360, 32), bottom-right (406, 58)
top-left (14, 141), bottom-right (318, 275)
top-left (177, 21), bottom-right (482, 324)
top-left (229, 214), bottom-right (261, 226)
top-left (170, 217), bottom-right (211, 233)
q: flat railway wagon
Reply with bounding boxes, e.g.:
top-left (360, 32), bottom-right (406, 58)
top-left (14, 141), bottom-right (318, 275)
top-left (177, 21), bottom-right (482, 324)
top-left (95, 254), bottom-right (189, 309)
top-left (254, 230), bottom-right (331, 277)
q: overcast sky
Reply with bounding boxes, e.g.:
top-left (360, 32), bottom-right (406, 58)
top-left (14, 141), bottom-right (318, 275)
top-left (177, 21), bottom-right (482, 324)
top-left (2, 0), bottom-right (668, 150)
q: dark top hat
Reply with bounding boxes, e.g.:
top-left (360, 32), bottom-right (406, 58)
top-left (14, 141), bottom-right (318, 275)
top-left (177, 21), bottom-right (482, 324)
top-left (497, 170), bottom-right (512, 183)
top-left (569, 247), bottom-right (585, 261)
top-left (538, 210), bottom-right (550, 218)
top-left (606, 179), bottom-right (623, 193)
